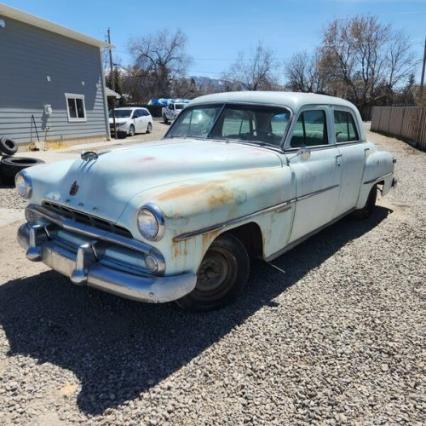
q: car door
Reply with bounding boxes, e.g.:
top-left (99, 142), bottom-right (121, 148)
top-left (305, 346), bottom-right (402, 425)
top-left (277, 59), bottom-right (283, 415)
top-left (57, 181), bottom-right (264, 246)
top-left (333, 108), bottom-right (366, 216)
top-left (141, 108), bottom-right (150, 130)
top-left (285, 106), bottom-right (342, 243)
top-left (134, 109), bottom-right (144, 132)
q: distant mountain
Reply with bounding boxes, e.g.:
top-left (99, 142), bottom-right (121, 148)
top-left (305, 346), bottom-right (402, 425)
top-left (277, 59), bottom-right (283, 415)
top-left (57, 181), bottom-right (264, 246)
top-left (190, 76), bottom-right (230, 91)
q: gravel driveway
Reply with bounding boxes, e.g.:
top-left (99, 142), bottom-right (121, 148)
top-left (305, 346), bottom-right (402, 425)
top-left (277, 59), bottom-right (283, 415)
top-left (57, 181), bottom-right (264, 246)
top-left (0, 129), bottom-right (424, 425)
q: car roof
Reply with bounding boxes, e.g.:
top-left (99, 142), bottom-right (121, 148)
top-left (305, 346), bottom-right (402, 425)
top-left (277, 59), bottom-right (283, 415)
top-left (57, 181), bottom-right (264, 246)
top-left (189, 91), bottom-right (357, 113)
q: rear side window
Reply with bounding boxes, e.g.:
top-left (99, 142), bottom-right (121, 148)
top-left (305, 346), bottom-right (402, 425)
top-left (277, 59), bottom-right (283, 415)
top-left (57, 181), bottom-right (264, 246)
top-left (334, 110), bottom-right (359, 142)
top-left (290, 110), bottom-right (328, 147)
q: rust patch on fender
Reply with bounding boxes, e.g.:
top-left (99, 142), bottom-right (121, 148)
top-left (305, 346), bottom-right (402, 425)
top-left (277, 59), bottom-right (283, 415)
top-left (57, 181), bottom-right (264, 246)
top-left (139, 156), bottom-right (156, 162)
top-left (201, 228), bottom-right (222, 253)
top-left (172, 239), bottom-right (190, 259)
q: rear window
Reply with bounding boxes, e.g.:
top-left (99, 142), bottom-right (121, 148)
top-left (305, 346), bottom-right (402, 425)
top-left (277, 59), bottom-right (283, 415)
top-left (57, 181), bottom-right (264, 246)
top-left (334, 110), bottom-right (359, 142)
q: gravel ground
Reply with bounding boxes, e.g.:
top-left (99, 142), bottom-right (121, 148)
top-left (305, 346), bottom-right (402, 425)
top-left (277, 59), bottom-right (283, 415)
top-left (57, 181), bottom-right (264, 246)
top-left (0, 183), bottom-right (27, 210)
top-left (0, 129), bottom-right (424, 425)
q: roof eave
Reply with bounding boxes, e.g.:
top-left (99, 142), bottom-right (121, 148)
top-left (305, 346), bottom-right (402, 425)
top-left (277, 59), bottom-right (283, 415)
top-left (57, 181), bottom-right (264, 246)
top-left (0, 3), bottom-right (109, 48)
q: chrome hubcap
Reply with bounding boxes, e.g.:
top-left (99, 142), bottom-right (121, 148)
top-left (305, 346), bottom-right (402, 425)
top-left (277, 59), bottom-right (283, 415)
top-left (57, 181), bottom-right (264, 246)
top-left (197, 253), bottom-right (228, 292)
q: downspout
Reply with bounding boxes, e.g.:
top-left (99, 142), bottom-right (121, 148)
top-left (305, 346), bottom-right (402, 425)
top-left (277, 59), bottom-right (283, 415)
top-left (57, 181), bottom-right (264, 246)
top-left (99, 47), bottom-right (111, 141)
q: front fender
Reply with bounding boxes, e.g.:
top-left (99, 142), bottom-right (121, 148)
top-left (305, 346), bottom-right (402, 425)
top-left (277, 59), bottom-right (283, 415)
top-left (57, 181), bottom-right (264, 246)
top-left (118, 166), bottom-right (295, 274)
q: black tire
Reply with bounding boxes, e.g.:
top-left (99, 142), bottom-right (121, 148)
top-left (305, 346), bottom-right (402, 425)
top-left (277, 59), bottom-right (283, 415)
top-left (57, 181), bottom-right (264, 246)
top-left (0, 137), bottom-right (18, 156)
top-left (117, 130), bottom-right (127, 139)
top-left (0, 156), bottom-right (44, 184)
top-left (352, 184), bottom-right (378, 219)
top-left (146, 122), bottom-right (152, 134)
top-left (163, 115), bottom-right (169, 124)
top-left (176, 234), bottom-right (250, 312)
top-left (128, 124), bottom-right (136, 137)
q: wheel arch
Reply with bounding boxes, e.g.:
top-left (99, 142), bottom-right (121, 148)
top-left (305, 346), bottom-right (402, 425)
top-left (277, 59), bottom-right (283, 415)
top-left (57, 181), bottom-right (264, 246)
top-left (200, 221), bottom-right (264, 260)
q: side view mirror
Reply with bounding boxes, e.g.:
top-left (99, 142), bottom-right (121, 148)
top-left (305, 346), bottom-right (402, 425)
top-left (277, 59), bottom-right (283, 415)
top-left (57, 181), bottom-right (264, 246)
top-left (287, 146), bottom-right (311, 163)
top-left (299, 147), bottom-right (311, 161)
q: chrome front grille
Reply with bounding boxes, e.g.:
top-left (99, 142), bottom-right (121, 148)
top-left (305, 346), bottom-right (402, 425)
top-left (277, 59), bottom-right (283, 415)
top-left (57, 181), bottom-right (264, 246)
top-left (42, 202), bottom-right (133, 238)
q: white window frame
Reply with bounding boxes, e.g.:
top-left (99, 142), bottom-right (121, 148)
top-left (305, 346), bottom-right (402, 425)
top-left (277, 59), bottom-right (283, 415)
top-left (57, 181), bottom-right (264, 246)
top-left (65, 93), bottom-right (87, 122)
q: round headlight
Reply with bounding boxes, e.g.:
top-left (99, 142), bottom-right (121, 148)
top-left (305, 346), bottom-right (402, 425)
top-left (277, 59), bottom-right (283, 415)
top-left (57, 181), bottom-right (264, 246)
top-left (15, 173), bottom-right (32, 199)
top-left (137, 204), bottom-right (165, 241)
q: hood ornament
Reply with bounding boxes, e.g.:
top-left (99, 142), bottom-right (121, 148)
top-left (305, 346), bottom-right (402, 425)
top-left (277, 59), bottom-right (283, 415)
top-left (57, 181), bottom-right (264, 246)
top-left (69, 180), bottom-right (79, 196)
top-left (81, 151), bottom-right (98, 161)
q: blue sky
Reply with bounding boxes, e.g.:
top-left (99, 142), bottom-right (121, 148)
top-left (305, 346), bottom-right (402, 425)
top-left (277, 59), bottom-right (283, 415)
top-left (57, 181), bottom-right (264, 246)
top-left (4, 0), bottom-right (426, 82)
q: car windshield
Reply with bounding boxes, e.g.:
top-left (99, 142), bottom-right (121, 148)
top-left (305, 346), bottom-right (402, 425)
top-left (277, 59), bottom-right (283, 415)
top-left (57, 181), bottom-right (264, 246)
top-left (109, 109), bottom-right (132, 118)
top-left (166, 104), bottom-right (291, 146)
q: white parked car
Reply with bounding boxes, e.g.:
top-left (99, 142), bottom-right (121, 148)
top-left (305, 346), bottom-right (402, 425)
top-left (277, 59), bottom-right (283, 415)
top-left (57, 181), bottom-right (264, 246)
top-left (16, 92), bottom-right (396, 311)
top-left (162, 101), bottom-right (189, 124)
top-left (109, 107), bottom-right (153, 137)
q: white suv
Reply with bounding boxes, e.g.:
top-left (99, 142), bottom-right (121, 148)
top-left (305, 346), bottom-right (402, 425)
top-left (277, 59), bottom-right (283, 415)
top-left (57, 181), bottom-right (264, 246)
top-left (109, 107), bottom-right (153, 138)
top-left (162, 101), bottom-right (188, 124)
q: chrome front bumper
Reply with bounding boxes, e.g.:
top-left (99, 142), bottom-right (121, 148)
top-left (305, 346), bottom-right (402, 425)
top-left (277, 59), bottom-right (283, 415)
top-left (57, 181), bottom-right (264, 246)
top-left (18, 219), bottom-right (196, 303)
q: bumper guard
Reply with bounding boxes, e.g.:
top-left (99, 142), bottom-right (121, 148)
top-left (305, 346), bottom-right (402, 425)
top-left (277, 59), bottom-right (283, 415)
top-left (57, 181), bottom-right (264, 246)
top-left (18, 221), bottom-right (196, 303)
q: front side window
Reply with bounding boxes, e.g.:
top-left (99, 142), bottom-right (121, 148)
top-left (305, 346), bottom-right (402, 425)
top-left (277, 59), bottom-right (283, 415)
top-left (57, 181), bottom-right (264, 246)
top-left (167, 106), bottom-right (222, 138)
top-left (65, 94), bottom-right (86, 122)
top-left (167, 104), bottom-right (291, 146)
top-left (334, 110), bottom-right (359, 142)
top-left (290, 110), bottom-right (328, 147)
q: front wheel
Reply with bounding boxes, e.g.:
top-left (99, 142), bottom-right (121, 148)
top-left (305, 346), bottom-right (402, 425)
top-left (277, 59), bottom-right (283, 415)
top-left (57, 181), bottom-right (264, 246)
top-left (146, 122), bottom-right (152, 133)
top-left (128, 124), bottom-right (136, 137)
top-left (176, 234), bottom-right (250, 312)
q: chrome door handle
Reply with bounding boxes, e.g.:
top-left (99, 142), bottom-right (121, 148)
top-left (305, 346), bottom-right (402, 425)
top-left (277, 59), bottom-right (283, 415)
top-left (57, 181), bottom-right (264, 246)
top-left (335, 154), bottom-right (342, 166)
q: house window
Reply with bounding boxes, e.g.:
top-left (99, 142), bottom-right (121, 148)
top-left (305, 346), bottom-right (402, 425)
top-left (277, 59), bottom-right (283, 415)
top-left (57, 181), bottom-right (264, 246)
top-left (65, 93), bottom-right (86, 122)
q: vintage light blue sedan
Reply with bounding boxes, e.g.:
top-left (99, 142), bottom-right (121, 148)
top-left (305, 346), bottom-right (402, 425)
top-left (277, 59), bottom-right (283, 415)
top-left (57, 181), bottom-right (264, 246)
top-left (16, 92), bottom-right (396, 311)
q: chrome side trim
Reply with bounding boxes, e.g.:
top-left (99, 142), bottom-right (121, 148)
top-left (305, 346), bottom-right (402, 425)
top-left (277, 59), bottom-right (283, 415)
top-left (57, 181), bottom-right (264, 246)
top-left (296, 184), bottom-right (340, 201)
top-left (26, 204), bottom-right (158, 256)
top-left (174, 184), bottom-right (341, 242)
top-left (363, 172), bottom-right (393, 185)
top-left (173, 199), bottom-right (295, 242)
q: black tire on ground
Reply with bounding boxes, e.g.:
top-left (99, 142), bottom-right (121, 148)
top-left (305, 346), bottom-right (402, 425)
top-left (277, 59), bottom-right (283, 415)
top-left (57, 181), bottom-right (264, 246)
top-left (176, 234), bottom-right (250, 312)
top-left (146, 122), bottom-right (152, 134)
top-left (0, 156), bottom-right (45, 184)
top-left (163, 115), bottom-right (169, 124)
top-left (117, 130), bottom-right (127, 139)
top-left (352, 184), bottom-right (378, 219)
top-left (0, 137), bottom-right (18, 156)
top-left (128, 124), bottom-right (136, 137)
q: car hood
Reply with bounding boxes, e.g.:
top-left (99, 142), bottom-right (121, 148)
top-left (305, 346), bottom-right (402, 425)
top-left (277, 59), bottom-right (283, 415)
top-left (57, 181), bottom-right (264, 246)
top-left (30, 139), bottom-right (282, 223)
top-left (108, 118), bottom-right (129, 125)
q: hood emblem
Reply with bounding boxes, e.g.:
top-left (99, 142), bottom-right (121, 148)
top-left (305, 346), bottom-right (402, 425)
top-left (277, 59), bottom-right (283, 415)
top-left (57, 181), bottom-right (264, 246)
top-left (81, 151), bottom-right (98, 161)
top-left (69, 180), bottom-right (79, 196)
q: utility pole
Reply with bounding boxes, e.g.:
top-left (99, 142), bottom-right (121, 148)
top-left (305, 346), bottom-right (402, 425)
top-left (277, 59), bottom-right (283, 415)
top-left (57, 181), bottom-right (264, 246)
top-left (107, 28), bottom-right (117, 139)
top-left (420, 36), bottom-right (426, 104)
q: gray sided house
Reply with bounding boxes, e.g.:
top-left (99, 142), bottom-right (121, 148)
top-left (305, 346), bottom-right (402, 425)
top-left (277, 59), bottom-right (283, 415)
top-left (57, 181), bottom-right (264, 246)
top-left (0, 4), bottom-right (110, 145)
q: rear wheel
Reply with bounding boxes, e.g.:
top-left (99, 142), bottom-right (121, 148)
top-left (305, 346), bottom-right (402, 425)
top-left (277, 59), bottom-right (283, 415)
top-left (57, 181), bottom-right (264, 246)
top-left (176, 234), bottom-right (250, 312)
top-left (146, 122), bottom-right (152, 133)
top-left (353, 184), bottom-right (377, 219)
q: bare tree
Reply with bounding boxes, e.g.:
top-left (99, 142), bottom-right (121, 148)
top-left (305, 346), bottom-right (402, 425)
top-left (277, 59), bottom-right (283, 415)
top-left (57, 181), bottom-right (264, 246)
top-left (225, 43), bottom-right (279, 91)
top-left (285, 50), bottom-right (324, 93)
top-left (319, 16), bottom-right (416, 110)
top-left (128, 29), bottom-right (191, 101)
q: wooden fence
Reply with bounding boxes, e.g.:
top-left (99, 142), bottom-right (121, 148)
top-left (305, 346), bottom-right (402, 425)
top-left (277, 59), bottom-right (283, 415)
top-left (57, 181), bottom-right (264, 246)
top-left (370, 106), bottom-right (426, 151)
